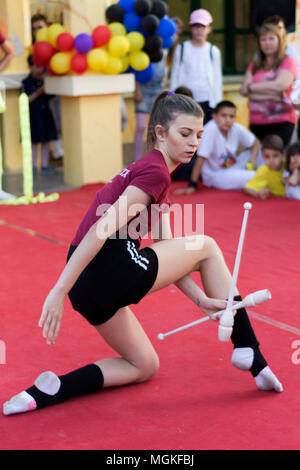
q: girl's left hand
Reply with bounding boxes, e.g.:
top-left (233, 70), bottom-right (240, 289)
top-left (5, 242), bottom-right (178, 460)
top-left (198, 297), bottom-right (229, 320)
top-left (38, 285), bottom-right (66, 345)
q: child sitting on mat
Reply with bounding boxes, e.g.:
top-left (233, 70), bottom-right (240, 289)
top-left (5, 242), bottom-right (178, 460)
top-left (282, 142), bottom-right (300, 200)
top-left (244, 135), bottom-right (285, 200)
top-left (175, 100), bottom-right (261, 194)
top-left (3, 92), bottom-right (282, 416)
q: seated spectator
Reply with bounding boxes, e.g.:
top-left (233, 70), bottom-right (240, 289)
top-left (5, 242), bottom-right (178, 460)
top-left (244, 135), bottom-right (285, 199)
top-left (175, 100), bottom-right (260, 194)
top-left (282, 142), bottom-right (300, 200)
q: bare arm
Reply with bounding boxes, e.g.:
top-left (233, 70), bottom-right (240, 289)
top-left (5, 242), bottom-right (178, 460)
top-left (240, 70), bottom-right (253, 97)
top-left (249, 138), bottom-right (261, 169)
top-left (28, 86), bottom-right (45, 104)
top-left (134, 81), bottom-right (143, 103)
top-left (243, 186), bottom-right (270, 200)
top-left (174, 156), bottom-right (206, 195)
top-left (249, 69), bottom-right (295, 94)
top-left (0, 39), bottom-right (14, 72)
top-left (284, 168), bottom-right (299, 186)
top-left (248, 91), bottom-right (282, 101)
top-left (39, 185), bottom-right (152, 344)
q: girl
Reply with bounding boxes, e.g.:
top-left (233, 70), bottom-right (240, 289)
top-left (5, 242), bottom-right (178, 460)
top-left (21, 55), bottom-right (57, 175)
top-left (3, 92), bottom-right (282, 416)
top-left (283, 142), bottom-right (300, 200)
top-left (241, 24), bottom-right (298, 147)
top-left (169, 9), bottom-right (222, 125)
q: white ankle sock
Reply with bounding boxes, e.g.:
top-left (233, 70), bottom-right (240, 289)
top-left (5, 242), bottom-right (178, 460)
top-left (231, 348), bottom-right (283, 392)
top-left (3, 391), bottom-right (37, 415)
top-left (255, 366), bottom-right (283, 393)
top-left (3, 371), bottom-right (60, 416)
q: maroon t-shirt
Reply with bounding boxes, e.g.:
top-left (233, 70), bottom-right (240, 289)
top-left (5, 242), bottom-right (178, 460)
top-left (71, 149), bottom-right (171, 246)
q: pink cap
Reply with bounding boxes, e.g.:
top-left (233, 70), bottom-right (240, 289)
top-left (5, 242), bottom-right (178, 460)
top-left (189, 9), bottom-right (213, 26)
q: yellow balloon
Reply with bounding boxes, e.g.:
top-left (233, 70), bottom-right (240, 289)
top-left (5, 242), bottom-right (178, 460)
top-left (50, 52), bottom-right (71, 74)
top-left (108, 22), bottom-right (126, 37)
top-left (47, 23), bottom-right (66, 48)
top-left (36, 27), bottom-right (49, 42)
top-left (127, 32), bottom-right (145, 53)
top-left (104, 55), bottom-right (122, 75)
top-left (87, 48), bottom-right (108, 71)
top-left (120, 54), bottom-right (130, 73)
top-left (130, 51), bottom-right (150, 71)
top-left (108, 35), bottom-right (130, 57)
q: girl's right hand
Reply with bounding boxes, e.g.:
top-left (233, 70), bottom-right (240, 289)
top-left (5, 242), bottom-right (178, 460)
top-left (38, 285), bottom-right (66, 345)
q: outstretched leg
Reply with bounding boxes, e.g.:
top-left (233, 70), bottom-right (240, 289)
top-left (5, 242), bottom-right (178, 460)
top-left (3, 306), bottom-right (159, 415)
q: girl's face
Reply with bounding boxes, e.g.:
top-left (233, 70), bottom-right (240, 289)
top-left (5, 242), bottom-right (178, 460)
top-left (290, 153), bottom-right (300, 170)
top-left (31, 64), bottom-right (45, 80)
top-left (155, 113), bottom-right (203, 167)
top-left (190, 23), bottom-right (211, 44)
top-left (259, 32), bottom-right (279, 56)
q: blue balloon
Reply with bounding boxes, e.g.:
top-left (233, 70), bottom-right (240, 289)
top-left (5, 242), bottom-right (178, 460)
top-left (162, 35), bottom-right (174, 49)
top-left (156, 18), bottom-right (176, 39)
top-left (123, 12), bottom-right (142, 32)
top-left (134, 63), bottom-right (155, 83)
top-left (118, 0), bottom-right (135, 13)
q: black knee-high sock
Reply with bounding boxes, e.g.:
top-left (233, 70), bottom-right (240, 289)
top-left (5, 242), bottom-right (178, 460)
top-left (26, 364), bottom-right (104, 409)
top-left (231, 295), bottom-right (267, 377)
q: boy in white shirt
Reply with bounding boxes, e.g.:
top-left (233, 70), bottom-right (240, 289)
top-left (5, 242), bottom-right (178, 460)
top-left (170, 9), bottom-right (222, 124)
top-left (176, 100), bottom-right (261, 194)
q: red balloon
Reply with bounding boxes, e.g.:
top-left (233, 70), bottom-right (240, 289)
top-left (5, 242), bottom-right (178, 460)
top-left (92, 25), bottom-right (111, 47)
top-left (33, 41), bottom-right (55, 65)
top-left (32, 54), bottom-right (46, 67)
top-left (71, 52), bottom-right (88, 74)
top-left (56, 32), bottom-right (74, 52)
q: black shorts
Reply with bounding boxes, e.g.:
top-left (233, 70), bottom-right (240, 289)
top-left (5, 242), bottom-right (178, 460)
top-left (67, 238), bottom-right (159, 326)
top-left (250, 122), bottom-right (295, 147)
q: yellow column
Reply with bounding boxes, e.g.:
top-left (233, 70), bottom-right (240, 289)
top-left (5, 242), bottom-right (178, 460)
top-left (45, 74), bottom-right (134, 186)
top-left (61, 94), bottom-right (121, 186)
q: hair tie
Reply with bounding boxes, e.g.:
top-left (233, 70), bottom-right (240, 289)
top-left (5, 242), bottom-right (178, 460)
top-left (167, 91), bottom-right (175, 96)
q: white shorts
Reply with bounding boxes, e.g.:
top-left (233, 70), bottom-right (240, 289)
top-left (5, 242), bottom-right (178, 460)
top-left (202, 150), bottom-right (256, 190)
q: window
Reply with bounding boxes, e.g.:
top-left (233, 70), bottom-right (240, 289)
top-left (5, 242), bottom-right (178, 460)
top-left (166, 0), bottom-right (257, 75)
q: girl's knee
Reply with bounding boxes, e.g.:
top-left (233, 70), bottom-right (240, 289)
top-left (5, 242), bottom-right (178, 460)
top-left (136, 352), bottom-right (160, 383)
top-left (203, 235), bottom-right (221, 253)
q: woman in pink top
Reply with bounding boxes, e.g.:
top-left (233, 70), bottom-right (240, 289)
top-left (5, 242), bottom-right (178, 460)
top-left (3, 92), bottom-right (282, 416)
top-left (241, 24), bottom-right (298, 146)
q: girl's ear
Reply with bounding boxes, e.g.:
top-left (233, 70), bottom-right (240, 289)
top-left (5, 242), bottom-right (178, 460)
top-left (155, 124), bottom-right (166, 143)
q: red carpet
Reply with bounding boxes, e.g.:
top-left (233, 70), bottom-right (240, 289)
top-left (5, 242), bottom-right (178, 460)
top-left (0, 182), bottom-right (300, 450)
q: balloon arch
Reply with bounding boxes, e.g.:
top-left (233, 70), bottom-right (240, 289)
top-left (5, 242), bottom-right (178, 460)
top-left (32, 0), bottom-right (177, 83)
